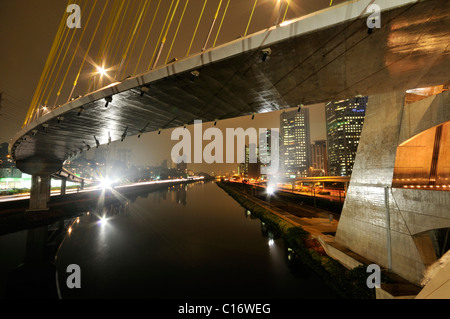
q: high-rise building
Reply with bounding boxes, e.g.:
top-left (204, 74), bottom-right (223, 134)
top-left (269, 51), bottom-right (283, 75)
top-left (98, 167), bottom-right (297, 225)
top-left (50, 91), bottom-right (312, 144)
top-left (280, 108), bottom-right (311, 179)
top-left (259, 129), bottom-right (274, 178)
top-left (259, 129), bottom-right (272, 164)
top-left (325, 96), bottom-right (367, 176)
top-left (243, 144), bottom-right (260, 179)
top-left (311, 140), bottom-right (328, 176)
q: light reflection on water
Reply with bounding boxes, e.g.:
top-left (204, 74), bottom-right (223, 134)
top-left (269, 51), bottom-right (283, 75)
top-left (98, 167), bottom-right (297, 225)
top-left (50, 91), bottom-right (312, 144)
top-left (0, 181), bottom-right (338, 299)
top-left (55, 181), bottom-right (338, 299)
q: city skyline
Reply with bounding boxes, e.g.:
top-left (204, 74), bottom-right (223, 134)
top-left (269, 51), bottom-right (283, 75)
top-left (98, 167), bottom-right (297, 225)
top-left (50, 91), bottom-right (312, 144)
top-left (1, 95), bottom-right (367, 181)
top-left (99, 103), bottom-right (327, 175)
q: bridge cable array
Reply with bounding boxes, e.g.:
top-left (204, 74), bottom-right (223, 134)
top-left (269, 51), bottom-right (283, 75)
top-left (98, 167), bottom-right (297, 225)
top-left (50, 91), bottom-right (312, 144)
top-left (24, 0), bottom-right (73, 125)
top-left (23, 0), bottom-right (305, 129)
top-left (68, 0), bottom-right (110, 102)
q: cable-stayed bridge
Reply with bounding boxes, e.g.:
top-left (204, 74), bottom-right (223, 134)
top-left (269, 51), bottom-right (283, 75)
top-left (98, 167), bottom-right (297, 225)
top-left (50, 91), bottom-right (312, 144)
top-left (6, 0), bottom-right (450, 295)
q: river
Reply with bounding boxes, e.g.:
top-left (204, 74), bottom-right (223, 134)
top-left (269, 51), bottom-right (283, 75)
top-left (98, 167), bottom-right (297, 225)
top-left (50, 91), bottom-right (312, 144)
top-left (1, 180), bottom-right (339, 299)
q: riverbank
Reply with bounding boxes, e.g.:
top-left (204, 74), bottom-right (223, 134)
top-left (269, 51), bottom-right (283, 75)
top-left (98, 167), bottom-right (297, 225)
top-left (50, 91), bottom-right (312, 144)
top-left (216, 181), bottom-right (375, 299)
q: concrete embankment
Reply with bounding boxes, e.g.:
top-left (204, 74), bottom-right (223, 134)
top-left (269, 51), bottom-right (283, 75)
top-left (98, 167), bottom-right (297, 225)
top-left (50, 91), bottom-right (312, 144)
top-left (218, 182), bottom-right (427, 299)
top-left (216, 181), bottom-right (376, 299)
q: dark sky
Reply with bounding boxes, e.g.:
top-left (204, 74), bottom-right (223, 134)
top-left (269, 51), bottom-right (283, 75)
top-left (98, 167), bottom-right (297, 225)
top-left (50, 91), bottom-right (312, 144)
top-left (0, 0), bottom-right (343, 173)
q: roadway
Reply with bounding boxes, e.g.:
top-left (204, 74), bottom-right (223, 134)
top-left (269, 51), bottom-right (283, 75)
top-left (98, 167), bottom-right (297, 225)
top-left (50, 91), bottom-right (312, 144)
top-left (226, 181), bottom-right (344, 216)
top-left (229, 180), bottom-right (347, 203)
top-left (0, 176), bottom-right (206, 204)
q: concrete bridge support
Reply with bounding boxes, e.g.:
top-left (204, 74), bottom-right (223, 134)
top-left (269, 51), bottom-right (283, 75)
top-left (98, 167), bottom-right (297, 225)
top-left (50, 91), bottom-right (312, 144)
top-left (335, 90), bottom-right (450, 286)
top-left (28, 175), bottom-right (51, 211)
top-left (16, 157), bottom-right (63, 212)
top-left (60, 177), bottom-right (67, 196)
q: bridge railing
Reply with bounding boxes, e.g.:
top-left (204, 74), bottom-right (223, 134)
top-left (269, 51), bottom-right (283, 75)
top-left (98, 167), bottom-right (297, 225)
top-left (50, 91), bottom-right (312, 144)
top-left (23, 0), bottom-right (349, 127)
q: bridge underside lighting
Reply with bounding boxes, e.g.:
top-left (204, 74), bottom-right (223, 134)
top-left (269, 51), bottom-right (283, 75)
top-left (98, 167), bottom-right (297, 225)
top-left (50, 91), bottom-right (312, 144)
top-left (97, 66), bottom-right (107, 76)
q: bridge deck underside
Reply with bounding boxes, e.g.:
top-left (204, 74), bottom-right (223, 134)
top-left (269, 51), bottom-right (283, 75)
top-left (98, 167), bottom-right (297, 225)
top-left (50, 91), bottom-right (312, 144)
top-left (11, 0), bottom-right (450, 174)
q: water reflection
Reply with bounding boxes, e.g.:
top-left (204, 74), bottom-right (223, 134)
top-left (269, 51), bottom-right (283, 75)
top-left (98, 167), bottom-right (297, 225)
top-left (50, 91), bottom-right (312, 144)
top-left (2, 219), bottom-right (73, 298)
top-left (244, 209), bottom-right (297, 268)
top-left (0, 186), bottom-right (158, 298)
top-left (245, 208), bottom-right (328, 282)
top-left (1, 181), bottom-right (338, 299)
top-left (151, 184), bottom-right (189, 206)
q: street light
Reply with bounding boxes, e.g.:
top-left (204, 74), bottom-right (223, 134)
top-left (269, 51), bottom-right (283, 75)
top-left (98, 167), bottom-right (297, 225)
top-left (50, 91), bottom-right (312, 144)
top-left (105, 96), bottom-right (112, 108)
top-left (94, 135), bottom-right (100, 148)
top-left (96, 66), bottom-right (107, 77)
top-left (121, 127), bottom-right (128, 142)
top-left (140, 85), bottom-right (150, 97)
top-left (261, 48), bottom-right (271, 62)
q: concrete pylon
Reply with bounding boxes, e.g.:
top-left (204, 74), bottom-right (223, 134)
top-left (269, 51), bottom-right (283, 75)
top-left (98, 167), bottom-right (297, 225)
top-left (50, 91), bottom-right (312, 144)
top-left (335, 91), bottom-right (406, 273)
top-left (16, 157), bottom-right (63, 212)
top-left (60, 177), bottom-right (67, 196)
top-left (28, 175), bottom-right (51, 211)
top-left (335, 90), bottom-right (450, 286)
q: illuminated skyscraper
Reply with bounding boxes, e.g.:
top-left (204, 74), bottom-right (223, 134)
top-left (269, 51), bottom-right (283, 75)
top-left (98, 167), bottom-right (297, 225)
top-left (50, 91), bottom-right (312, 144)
top-left (259, 130), bottom-right (272, 164)
top-left (243, 144), bottom-right (260, 179)
top-left (325, 96), bottom-right (367, 176)
top-left (280, 108), bottom-right (311, 179)
top-left (311, 140), bottom-right (328, 176)
top-left (259, 129), bottom-right (275, 178)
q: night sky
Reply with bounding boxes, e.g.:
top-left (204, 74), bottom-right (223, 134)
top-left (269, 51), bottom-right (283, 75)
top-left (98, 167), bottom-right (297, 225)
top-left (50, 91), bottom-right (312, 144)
top-left (0, 0), bottom-right (344, 173)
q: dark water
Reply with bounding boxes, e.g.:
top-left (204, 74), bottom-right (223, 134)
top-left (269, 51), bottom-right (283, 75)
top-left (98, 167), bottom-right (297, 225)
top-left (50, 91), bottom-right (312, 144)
top-left (1, 181), bottom-right (339, 299)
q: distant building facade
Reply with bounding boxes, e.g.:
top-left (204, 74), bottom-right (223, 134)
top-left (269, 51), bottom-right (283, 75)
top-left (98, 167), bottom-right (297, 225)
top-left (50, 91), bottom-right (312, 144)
top-left (259, 129), bottom-right (273, 178)
top-left (310, 139), bottom-right (328, 176)
top-left (242, 144), bottom-right (260, 179)
top-left (325, 96), bottom-right (367, 176)
top-left (280, 108), bottom-right (311, 179)
top-left (176, 154), bottom-right (188, 177)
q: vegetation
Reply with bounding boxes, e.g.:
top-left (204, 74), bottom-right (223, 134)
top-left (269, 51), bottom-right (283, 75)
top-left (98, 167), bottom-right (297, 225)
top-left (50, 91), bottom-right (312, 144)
top-left (217, 181), bottom-right (375, 299)
top-left (0, 185), bottom-right (82, 196)
top-left (0, 188), bottom-right (30, 196)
